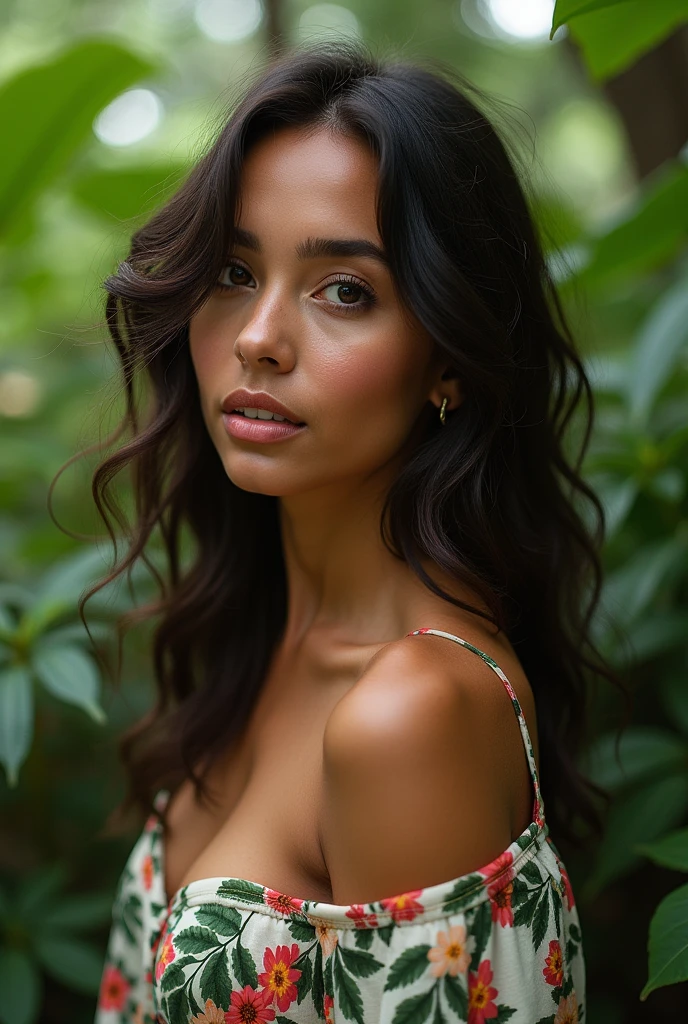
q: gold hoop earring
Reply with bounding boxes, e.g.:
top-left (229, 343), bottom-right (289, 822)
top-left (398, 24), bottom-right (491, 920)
top-left (439, 397), bottom-right (448, 426)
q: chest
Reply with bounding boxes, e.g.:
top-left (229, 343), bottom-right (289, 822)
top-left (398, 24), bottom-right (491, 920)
top-left (162, 639), bottom-right (380, 906)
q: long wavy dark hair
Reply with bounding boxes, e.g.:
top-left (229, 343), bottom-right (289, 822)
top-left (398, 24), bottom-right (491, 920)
top-left (71, 39), bottom-right (623, 848)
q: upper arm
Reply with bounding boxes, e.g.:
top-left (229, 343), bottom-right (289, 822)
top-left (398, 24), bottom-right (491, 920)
top-left (320, 641), bottom-right (522, 907)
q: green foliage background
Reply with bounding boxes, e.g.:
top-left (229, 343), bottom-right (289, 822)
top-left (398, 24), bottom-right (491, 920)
top-left (1, 1), bottom-right (687, 1021)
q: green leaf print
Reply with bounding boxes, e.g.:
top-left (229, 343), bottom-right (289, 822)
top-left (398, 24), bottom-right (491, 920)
top-left (175, 925), bottom-right (220, 953)
top-left (442, 874), bottom-right (484, 914)
top-left (520, 860), bottom-right (543, 886)
top-left (333, 949), bottom-right (365, 1024)
top-left (532, 887), bottom-right (551, 951)
top-left (165, 983), bottom-right (190, 1021)
top-left (118, 892), bottom-right (143, 946)
top-left (294, 951), bottom-right (312, 1004)
top-left (196, 904), bottom-right (242, 935)
top-left (312, 944), bottom-right (325, 1020)
top-left (338, 945), bottom-right (385, 979)
top-left (354, 928), bottom-right (374, 951)
top-left (390, 988), bottom-right (436, 1024)
top-left (377, 922), bottom-right (395, 946)
top-left (231, 940), bottom-right (258, 989)
top-left (160, 962), bottom-right (186, 992)
top-left (383, 945), bottom-right (433, 991)
top-left (288, 918), bottom-right (317, 942)
top-left (469, 901), bottom-right (492, 971)
top-left (493, 1006), bottom-right (516, 1023)
top-left (275, 1017), bottom-right (300, 1023)
top-left (534, 1016), bottom-right (555, 1024)
top-left (200, 946), bottom-right (232, 1006)
top-left (444, 972), bottom-right (469, 1018)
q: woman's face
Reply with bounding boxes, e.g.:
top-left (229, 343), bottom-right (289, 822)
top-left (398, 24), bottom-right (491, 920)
top-left (189, 124), bottom-right (449, 497)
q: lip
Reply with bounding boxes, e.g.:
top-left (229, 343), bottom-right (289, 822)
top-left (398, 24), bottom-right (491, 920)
top-left (221, 388), bottom-right (305, 425)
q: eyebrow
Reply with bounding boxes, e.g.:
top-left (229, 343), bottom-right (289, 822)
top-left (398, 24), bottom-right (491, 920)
top-left (231, 226), bottom-right (389, 268)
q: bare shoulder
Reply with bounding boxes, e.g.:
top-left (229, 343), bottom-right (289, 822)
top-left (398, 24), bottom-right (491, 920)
top-left (319, 629), bottom-right (538, 907)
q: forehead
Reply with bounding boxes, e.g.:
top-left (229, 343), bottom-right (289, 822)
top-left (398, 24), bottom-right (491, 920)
top-left (236, 126), bottom-right (380, 236)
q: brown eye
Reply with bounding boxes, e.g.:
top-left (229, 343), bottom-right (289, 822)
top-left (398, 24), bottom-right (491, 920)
top-left (324, 283), bottom-right (363, 304)
top-left (217, 263), bottom-right (254, 289)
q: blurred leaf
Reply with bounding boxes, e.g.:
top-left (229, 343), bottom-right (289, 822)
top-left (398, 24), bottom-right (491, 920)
top-left (576, 163), bottom-right (688, 289)
top-left (552, 0), bottom-right (631, 31)
top-left (628, 275), bottom-right (688, 426)
top-left (584, 726), bottom-right (688, 792)
top-left (599, 536), bottom-right (686, 630)
top-left (587, 473), bottom-right (638, 538)
top-left (0, 584), bottom-right (34, 612)
top-left (640, 880), bottom-right (688, 999)
top-left (71, 165), bottom-right (188, 223)
top-left (33, 934), bottom-right (103, 996)
top-left (0, 605), bottom-right (16, 635)
top-left (0, 665), bottom-right (34, 787)
top-left (38, 621), bottom-right (112, 649)
top-left (42, 892), bottom-right (114, 933)
top-left (662, 676), bottom-right (688, 738)
top-left (0, 949), bottom-right (41, 1024)
top-left (637, 827), bottom-right (688, 871)
top-left (586, 772), bottom-right (688, 894)
top-left (32, 643), bottom-right (105, 724)
top-left (16, 863), bottom-right (68, 920)
top-left (0, 40), bottom-right (156, 237)
top-left (563, 1), bottom-right (688, 80)
top-left (23, 546), bottom-right (114, 638)
top-left (620, 610), bottom-right (688, 664)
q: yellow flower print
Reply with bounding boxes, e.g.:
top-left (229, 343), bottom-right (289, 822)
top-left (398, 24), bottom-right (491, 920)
top-left (428, 922), bottom-right (471, 977)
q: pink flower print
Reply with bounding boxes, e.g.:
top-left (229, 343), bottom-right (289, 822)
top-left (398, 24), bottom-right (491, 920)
top-left (559, 865), bottom-right (575, 910)
top-left (428, 922), bottom-right (471, 977)
top-left (141, 854), bottom-right (154, 891)
top-left (98, 964), bottom-right (131, 1010)
top-left (155, 932), bottom-right (176, 981)
top-left (225, 985), bottom-right (276, 1022)
top-left (344, 903), bottom-right (379, 928)
top-left (263, 888), bottom-right (305, 916)
top-left (379, 889), bottom-right (424, 924)
top-left (554, 992), bottom-right (579, 1023)
top-left (487, 877), bottom-right (514, 927)
top-left (479, 850), bottom-right (514, 885)
top-left (468, 959), bottom-right (499, 1024)
top-left (190, 1000), bottom-right (227, 1023)
top-left (258, 943), bottom-right (302, 1013)
top-left (323, 993), bottom-right (335, 1023)
top-left (543, 940), bottom-right (564, 987)
top-left (312, 920), bottom-right (339, 957)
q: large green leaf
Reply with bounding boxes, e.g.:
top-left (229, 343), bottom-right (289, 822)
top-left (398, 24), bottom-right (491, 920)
top-left (585, 772), bottom-right (688, 894)
top-left (0, 40), bottom-right (156, 237)
top-left (637, 827), bottom-right (688, 872)
top-left (598, 536), bottom-right (687, 630)
top-left (34, 934), bottom-right (104, 995)
top-left (628, 275), bottom-right (688, 426)
top-left (0, 949), bottom-right (41, 1024)
top-left (71, 164), bottom-right (188, 223)
top-left (552, 0), bottom-right (632, 34)
top-left (42, 891), bottom-right (115, 932)
top-left (641, 881), bottom-right (688, 998)
top-left (583, 726), bottom-right (688, 792)
top-left (32, 643), bottom-right (105, 723)
top-left (0, 664), bottom-right (34, 786)
top-left (575, 163), bottom-right (688, 290)
top-left (22, 545), bottom-right (115, 638)
top-left (562, 1), bottom-right (688, 80)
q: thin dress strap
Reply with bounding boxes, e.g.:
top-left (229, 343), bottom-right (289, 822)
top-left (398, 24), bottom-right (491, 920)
top-left (406, 627), bottom-right (546, 829)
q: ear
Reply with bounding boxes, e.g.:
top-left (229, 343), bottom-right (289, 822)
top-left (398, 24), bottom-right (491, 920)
top-left (427, 362), bottom-right (463, 415)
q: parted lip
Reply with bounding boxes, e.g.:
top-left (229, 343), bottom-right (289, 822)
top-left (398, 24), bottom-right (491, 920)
top-left (221, 388), bottom-right (305, 425)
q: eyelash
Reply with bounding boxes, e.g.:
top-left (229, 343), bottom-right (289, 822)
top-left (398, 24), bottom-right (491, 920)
top-left (216, 259), bottom-right (377, 315)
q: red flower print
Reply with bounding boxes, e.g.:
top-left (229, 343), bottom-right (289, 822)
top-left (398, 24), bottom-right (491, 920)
top-left (479, 850), bottom-right (514, 885)
top-left (141, 854), bottom-right (154, 891)
top-left (98, 964), bottom-right (131, 1011)
top-left (554, 992), bottom-right (579, 1023)
top-left (487, 878), bottom-right (514, 927)
top-left (263, 888), bottom-right (305, 916)
top-left (468, 959), bottom-right (499, 1024)
top-left (345, 904), bottom-right (379, 928)
top-left (257, 943), bottom-right (302, 1013)
top-left (379, 890), bottom-right (424, 924)
top-left (543, 940), bottom-right (564, 987)
top-left (323, 993), bottom-right (335, 1024)
top-left (560, 866), bottom-right (575, 910)
top-left (225, 985), bottom-right (276, 1023)
top-left (155, 932), bottom-right (176, 981)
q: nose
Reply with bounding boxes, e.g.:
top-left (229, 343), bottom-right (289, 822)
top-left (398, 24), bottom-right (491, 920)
top-left (233, 287), bottom-right (296, 371)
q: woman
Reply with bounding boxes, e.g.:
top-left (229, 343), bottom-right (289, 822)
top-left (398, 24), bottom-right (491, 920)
top-left (91, 39), bottom-right (611, 1024)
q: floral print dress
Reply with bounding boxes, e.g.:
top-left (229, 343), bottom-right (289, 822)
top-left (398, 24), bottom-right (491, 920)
top-left (95, 627), bottom-right (585, 1024)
